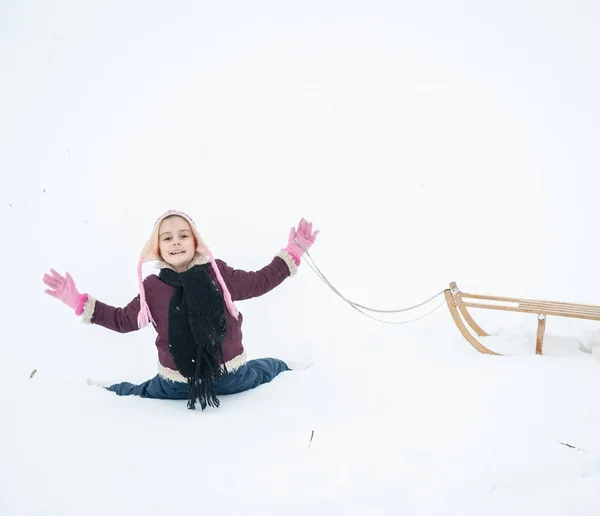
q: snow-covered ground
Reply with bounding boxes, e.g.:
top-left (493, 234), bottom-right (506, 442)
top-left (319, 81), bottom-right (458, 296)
top-left (3, 320), bottom-right (600, 515)
top-left (3, 1), bottom-right (600, 514)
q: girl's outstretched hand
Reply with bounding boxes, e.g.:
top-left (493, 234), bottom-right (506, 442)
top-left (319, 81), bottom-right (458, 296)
top-left (43, 269), bottom-right (88, 315)
top-left (285, 217), bottom-right (319, 265)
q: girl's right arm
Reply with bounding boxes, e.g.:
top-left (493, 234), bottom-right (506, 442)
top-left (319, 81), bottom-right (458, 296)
top-left (43, 269), bottom-right (142, 333)
top-left (81, 295), bottom-right (141, 333)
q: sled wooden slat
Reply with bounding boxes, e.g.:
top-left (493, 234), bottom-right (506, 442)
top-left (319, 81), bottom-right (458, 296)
top-left (461, 301), bottom-right (600, 321)
top-left (445, 282), bottom-right (600, 355)
top-left (461, 292), bottom-right (600, 310)
top-left (518, 301), bottom-right (600, 316)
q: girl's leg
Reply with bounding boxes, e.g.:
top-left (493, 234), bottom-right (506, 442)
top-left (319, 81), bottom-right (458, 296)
top-left (216, 358), bottom-right (290, 396)
top-left (105, 358), bottom-right (289, 399)
top-left (105, 375), bottom-right (189, 399)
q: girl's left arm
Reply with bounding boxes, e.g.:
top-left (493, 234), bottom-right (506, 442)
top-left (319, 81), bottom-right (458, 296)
top-left (218, 218), bottom-right (319, 301)
top-left (217, 251), bottom-right (297, 301)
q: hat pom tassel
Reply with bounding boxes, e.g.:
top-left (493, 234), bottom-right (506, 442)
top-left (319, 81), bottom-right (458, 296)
top-left (137, 303), bottom-right (154, 328)
top-left (207, 249), bottom-right (239, 320)
top-left (137, 260), bottom-right (155, 328)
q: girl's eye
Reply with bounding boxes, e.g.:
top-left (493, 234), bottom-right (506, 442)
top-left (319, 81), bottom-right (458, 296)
top-left (181, 234), bottom-right (189, 238)
top-left (163, 237), bottom-right (171, 241)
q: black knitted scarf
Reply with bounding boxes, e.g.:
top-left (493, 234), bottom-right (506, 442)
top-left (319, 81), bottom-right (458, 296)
top-left (159, 263), bottom-right (227, 410)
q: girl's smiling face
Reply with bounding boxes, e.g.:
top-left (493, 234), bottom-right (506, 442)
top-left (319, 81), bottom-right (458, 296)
top-left (158, 216), bottom-right (196, 272)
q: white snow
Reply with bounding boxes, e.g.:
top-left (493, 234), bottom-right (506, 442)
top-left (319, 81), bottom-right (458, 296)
top-left (2, 1), bottom-right (600, 514)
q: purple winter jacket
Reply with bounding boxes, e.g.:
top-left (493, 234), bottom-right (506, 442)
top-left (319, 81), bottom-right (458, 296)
top-left (82, 252), bottom-right (296, 382)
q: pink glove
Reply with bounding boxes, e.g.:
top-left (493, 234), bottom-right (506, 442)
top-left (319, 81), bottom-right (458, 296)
top-left (43, 269), bottom-right (88, 315)
top-left (284, 218), bottom-right (319, 265)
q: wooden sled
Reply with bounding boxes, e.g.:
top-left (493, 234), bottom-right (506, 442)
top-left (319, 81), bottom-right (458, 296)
top-left (445, 282), bottom-right (600, 355)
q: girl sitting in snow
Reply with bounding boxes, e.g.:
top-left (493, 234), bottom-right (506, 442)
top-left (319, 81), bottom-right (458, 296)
top-left (42, 210), bottom-right (319, 410)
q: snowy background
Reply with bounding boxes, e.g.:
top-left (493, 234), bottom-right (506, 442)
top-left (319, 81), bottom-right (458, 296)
top-left (2, 1), bottom-right (600, 514)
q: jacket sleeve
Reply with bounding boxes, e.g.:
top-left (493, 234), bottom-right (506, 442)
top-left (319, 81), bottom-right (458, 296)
top-left (218, 251), bottom-right (298, 302)
top-left (80, 293), bottom-right (142, 333)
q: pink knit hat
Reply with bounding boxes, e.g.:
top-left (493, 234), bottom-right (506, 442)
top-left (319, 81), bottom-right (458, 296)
top-left (136, 210), bottom-right (239, 328)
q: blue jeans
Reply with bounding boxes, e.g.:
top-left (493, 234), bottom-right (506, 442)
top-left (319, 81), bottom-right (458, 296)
top-left (105, 358), bottom-right (290, 399)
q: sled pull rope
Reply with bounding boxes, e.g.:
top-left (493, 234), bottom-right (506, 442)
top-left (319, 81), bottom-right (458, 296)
top-left (296, 242), bottom-right (448, 325)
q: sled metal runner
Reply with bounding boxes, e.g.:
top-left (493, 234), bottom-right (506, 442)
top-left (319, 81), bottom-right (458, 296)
top-left (445, 282), bottom-right (600, 355)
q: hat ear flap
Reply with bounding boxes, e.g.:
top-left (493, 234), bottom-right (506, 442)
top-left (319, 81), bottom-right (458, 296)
top-left (189, 225), bottom-right (208, 256)
top-left (140, 223), bottom-right (161, 262)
